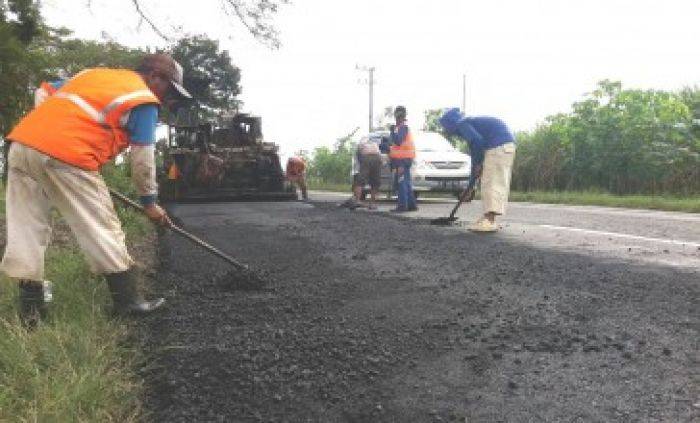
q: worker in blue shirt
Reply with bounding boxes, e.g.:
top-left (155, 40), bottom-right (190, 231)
top-left (439, 108), bottom-right (516, 232)
top-left (389, 106), bottom-right (418, 212)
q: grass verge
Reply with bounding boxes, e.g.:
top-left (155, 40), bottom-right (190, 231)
top-left (0, 169), bottom-right (152, 421)
top-left (508, 190), bottom-right (700, 213)
top-left (307, 181), bottom-right (700, 213)
top-left (307, 180), bottom-right (351, 193)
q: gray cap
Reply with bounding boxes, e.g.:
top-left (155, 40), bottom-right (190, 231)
top-left (138, 53), bottom-right (192, 99)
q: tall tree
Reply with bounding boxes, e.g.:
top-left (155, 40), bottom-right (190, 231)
top-left (169, 35), bottom-right (242, 123)
top-left (0, 0), bottom-right (43, 135)
top-left (41, 37), bottom-right (145, 77)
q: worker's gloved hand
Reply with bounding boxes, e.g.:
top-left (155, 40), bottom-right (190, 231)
top-left (144, 204), bottom-right (172, 227)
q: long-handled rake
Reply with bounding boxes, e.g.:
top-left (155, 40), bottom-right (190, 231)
top-left (430, 178), bottom-right (479, 226)
top-left (110, 189), bottom-right (268, 288)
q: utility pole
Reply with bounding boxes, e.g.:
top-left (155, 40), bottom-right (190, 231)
top-left (356, 64), bottom-right (375, 132)
top-left (462, 73), bottom-right (466, 113)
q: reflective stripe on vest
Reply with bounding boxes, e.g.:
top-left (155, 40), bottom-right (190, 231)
top-left (54, 89), bottom-right (154, 127)
top-left (389, 129), bottom-right (416, 160)
top-left (53, 92), bottom-right (103, 124)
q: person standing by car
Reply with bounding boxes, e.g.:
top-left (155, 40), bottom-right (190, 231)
top-left (1, 53), bottom-right (190, 328)
top-left (286, 154), bottom-right (308, 201)
top-left (439, 108), bottom-right (516, 232)
top-left (352, 137), bottom-right (382, 210)
top-left (389, 106), bottom-right (418, 212)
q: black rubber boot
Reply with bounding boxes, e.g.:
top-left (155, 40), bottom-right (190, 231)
top-left (18, 280), bottom-right (47, 330)
top-left (105, 268), bottom-right (165, 316)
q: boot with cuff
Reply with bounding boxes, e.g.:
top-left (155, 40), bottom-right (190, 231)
top-left (18, 280), bottom-right (49, 329)
top-left (105, 268), bottom-right (165, 316)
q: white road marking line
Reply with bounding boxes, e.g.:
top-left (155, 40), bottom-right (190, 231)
top-left (537, 224), bottom-right (700, 248)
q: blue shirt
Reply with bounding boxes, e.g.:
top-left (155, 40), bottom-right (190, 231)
top-left (48, 80), bottom-right (66, 90)
top-left (439, 108), bottom-right (515, 185)
top-left (455, 117), bottom-right (515, 167)
top-left (125, 105), bottom-right (158, 145)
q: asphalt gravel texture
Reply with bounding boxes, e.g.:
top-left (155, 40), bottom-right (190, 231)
top-left (139, 201), bottom-right (699, 422)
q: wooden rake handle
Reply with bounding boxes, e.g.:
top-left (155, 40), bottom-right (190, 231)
top-left (109, 189), bottom-right (249, 272)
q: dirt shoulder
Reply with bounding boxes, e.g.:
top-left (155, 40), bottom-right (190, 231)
top-left (140, 201), bottom-right (699, 422)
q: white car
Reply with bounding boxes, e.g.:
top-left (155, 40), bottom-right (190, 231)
top-left (353, 130), bottom-right (471, 198)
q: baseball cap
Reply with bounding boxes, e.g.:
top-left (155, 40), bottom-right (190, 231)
top-left (138, 53), bottom-right (192, 99)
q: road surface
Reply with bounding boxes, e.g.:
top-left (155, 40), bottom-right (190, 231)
top-left (314, 191), bottom-right (700, 270)
top-left (138, 193), bottom-right (699, 422)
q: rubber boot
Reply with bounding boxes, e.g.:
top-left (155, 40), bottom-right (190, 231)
top-left (105, 268), bottom-right (165, 316)
top-left (18, 280), bottom-right (47, 330)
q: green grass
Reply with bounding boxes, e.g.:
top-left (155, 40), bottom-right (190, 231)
top-left (307, 179), bottom-right (351, 193)
top-left (0, 167), bottom-right (153, 422)
top-left (307, 181), bottom-right (700, 213)
top-left (0, 247), bottom-right (144, 422)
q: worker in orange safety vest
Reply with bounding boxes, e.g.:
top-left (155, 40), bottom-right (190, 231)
top-left (388, 105), bottom-right (418, 212)
top-left (1, 53), bottom-right (192, 328)
top-left (286, 155), bottom-right (308, 201)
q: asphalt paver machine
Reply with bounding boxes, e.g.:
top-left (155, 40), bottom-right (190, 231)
top-left (159, 113), bottom-right (296, 202)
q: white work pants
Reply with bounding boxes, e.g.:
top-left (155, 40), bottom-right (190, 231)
top-left (1, 143), bottom-right (132, 280)
top-left (481, 142), bottom-right (516, 216)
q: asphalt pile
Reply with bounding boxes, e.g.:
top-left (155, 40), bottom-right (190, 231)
top-left (138, 202), bottom-right (699, 422)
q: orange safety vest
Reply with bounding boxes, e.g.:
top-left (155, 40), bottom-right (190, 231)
top-left (286, 156), bottom-right (305, 176)
top-left (389, 126), bottom-right (416, 160)
top-left (8, 68), bottom-right (160, 171)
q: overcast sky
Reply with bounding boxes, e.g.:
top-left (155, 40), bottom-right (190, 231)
top-left (42, 0), bottom-right (700, 155)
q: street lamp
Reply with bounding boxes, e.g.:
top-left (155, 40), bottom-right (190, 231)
top-left (462, 73), bottom-right (467, 113)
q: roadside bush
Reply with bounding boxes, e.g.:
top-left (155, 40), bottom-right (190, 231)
top-left (512, 81), bottom-right (700, 196)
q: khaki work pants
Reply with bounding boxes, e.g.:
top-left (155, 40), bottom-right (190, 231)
top-left (1, 143), bottom-right (132, 280)
top-left (481, 142), bottom-right (516, 215)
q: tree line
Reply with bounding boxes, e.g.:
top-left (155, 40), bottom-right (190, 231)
top-left (0, 0), bottom-right (244, 140)
top-left (512, 80), bottom-right (700, 196)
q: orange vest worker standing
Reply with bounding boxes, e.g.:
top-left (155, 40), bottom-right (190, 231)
top-left (388, 106), bottom-right (417, 212)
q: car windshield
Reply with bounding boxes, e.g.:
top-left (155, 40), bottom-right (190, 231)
top-left (413, 132), bottom-right (456, 152)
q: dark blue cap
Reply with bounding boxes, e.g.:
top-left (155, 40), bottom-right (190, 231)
top-left (439, 107), bottom-right (464, 135)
